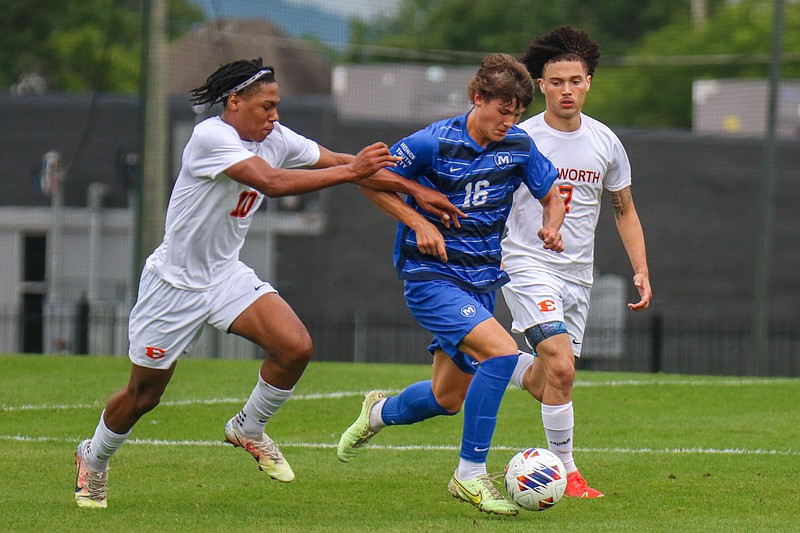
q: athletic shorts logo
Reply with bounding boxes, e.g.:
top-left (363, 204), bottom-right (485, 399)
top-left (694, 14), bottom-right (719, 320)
top-left (537, 299), bottom-right (557, 312)
top-left (145, 346), bottom-right (166, 360)
top-left (460, 304), bottom-right (477, 318)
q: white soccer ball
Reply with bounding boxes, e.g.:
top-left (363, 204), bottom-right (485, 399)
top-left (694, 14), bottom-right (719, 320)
top-left (504, 447), bottom-right (567, 511)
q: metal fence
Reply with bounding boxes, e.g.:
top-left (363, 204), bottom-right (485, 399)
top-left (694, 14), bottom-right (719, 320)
top-left (3, 300), bottom-right (798, 378)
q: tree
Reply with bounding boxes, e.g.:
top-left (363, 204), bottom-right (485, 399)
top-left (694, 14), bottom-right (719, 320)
top-left (589, 0), bottom-right (800, 128)
top-left (0, 0), bottom-right (203, 94)
top-left (348, 0), bottom-right (799, 129)
top-left (347, 0), bottom-right (710, 62)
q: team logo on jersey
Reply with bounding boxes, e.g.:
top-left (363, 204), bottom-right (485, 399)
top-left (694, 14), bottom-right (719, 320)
top-left (493, 152), bottom-right (512, 169)
top-left (460, 304), bottom-right (477, 318)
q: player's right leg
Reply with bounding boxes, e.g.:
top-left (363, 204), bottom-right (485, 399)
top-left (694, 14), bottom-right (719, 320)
top-left (450, 318), bottom-right (520, 515)
top-left (75, 362), bottom-right (176, 508)
top-left (74, 268), bottom-right (200, 508)
top-left (75, 439), bottom-right (108, 508)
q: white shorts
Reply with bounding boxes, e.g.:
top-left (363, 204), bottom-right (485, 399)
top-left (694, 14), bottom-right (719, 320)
top-left (128, 262), bottom-right (276, 369)
top-left (501, 269), bottom-right (591, 357)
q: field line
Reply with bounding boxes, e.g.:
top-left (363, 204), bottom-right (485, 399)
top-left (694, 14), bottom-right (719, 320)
top-left (0, 434), bottom-right (796, 456)
top-left (2, 377), bottom-right (796, 413)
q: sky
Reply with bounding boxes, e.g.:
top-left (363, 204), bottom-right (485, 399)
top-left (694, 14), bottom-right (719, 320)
top-left (284, 0), bottom-right (399, 20)
top-left (188, 0), bottom-right (401, 46)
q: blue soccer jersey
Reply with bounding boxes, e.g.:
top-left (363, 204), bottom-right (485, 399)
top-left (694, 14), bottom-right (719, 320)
top-left (389, 111), bottom-right (558, 293)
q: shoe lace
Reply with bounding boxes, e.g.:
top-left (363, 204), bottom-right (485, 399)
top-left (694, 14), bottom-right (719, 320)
top-left (85, 468), bottom-right (108, 500)
top-left (478, 475), bottom-right (506, 500)
top-left (486, 471), bottom-right (505, 483)
top-left (352, 428), bottom-right (376, 448)
top-left (252, 434), bottom-right (283, 461)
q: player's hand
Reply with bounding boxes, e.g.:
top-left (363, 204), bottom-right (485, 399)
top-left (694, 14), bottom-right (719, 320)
top-left (627, 272), bottom-right (651, 311)
top-left (348, 142), bottom-right (401, 179)
top-left (410, 188), bottom-right (466, 229)
top-left (412, 219), bottom-right (448, 262)
top-left (537, 226), bottom-right (564, 253)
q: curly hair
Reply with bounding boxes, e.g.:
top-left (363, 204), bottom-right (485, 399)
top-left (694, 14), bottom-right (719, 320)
top-left (521, 26), bottom-right (601, 79)
top-left (468, 53), bottom-right (534, 110)
top-left (190, 58), bottom-right (276, 106)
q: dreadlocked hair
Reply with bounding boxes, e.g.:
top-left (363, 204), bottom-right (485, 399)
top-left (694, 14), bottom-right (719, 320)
top-left (521, 26), bottom-right (601, 79)
top-left (190, 58), bottom-right (276, 105)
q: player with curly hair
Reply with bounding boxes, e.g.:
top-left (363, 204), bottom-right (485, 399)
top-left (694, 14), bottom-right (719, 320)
top-left (502, 26), bottom-right (652, 498)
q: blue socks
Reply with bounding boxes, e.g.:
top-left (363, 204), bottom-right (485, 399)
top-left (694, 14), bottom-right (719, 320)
top-left (381, 380), bottom-right (452, 425)
top-left (379, 354), bottom-right (519, 466)
top-left (460, 354), bottom-right (519, 463)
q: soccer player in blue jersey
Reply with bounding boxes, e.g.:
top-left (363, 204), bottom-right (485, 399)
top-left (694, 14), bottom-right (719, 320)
top-left (337, 53), bottom-right (566, 516)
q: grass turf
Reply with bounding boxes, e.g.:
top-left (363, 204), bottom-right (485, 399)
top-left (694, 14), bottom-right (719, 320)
top-left (1, 354), bottom-right (798, 532)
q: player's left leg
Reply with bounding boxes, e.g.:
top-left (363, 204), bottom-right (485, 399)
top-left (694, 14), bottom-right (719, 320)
top-left (221, 291), bottom-right (311, 482)
top-left (209, 263), bottom-right (312, 483)
top-left (337, 352), bottom-right (467, 462)
top-left (522, 287), bottom-right (603, 498)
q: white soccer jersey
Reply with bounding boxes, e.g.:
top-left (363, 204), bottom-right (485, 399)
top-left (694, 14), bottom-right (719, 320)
top-left (502, 112), bottom-right (631, 287)
top-left (145, 116), bottom-right (320, 290)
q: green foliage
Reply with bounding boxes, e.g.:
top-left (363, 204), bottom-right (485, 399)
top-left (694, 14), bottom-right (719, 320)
top-left (591, 0), bottom-right (800, 128)
top-left (350, 0), bottom-right (701, 61)
top-left (0, 0), bottom-right (203, 93)
top-left (351, 0), bottom-right (800, 128)
top-left (1, 354), bottom-right (798, 531)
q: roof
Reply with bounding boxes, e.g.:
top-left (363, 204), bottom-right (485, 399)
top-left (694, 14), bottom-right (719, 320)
top-left (167, 19), bottom-right (332, 97)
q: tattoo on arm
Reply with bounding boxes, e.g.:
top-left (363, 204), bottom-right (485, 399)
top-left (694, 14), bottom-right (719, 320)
top-left (609, 188), bottom-right (631, 220)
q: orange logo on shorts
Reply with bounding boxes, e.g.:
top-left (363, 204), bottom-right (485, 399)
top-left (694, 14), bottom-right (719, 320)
top-left (537, 299), bottom-right (557, 312)
top-left (146, 346), bottom-right (166, 359)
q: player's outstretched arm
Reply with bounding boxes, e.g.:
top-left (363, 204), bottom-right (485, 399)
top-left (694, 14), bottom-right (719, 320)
top-left (311, 146), bottom-right (466, 228)
top-left (225, 142), bottom-right (399, 197)
top-left (360, 169), bottom-right (466, 228)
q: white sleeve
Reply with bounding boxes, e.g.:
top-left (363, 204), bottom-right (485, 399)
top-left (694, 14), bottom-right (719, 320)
top-left (604, 135), bottom-right (632, 192)
top-left (187, 121), bottom-right (254, 180)
top-left (273, 123), bottom-right (321, 169)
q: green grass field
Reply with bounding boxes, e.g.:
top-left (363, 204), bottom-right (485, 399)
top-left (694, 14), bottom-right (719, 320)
top-left (1, 354), bottom-right (798, 532)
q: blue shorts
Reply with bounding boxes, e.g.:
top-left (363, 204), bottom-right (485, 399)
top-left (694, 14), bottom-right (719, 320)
top-left (404, 279), bottom-right (496, 375)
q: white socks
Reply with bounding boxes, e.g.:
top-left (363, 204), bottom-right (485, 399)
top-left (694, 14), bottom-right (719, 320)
top-left (85, 411), bottom-right (130, 470)
top-left (235, 373), bottom-right (293, 437)
top-left (369, 397), bottom-right (387, 431)
top-left (541, 401), bottom-right (576, 473)
top-left (456, 458), bottom-right (487, 480)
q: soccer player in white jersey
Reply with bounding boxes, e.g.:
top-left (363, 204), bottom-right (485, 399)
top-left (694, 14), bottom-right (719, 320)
top-left (501, 27), bottom-right (652, 498)
top-left (73, 58), bottom-right (463, 509)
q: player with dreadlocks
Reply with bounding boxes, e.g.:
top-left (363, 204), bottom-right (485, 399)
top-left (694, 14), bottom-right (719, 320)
top-left (501, 27), bottom-right (652, 498)
top-left (73, 58), bottom-right (463, 509)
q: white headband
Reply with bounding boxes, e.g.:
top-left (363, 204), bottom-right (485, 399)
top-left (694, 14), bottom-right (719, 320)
top-left (220, 69), bottom-right (273, 99)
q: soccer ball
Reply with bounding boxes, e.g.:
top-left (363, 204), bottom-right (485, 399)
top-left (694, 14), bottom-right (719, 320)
top-left (504, 448), bottom-right (567, 511)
